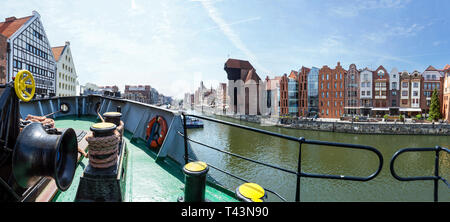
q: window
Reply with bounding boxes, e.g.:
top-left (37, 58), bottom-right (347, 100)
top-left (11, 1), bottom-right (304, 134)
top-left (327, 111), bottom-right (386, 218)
top-left (413, 82), bottom-right (419, 88)
top-left (362, 91), bottom-right (365, 96)
top-left (367, 91), bottom-right (370, 96)
top-left (392, 82), bottom-right (397, 89)
top-left (361, 82), bottom-right (365, 87)
top-left (402, 82), bottom-right (408, 88)
top-left (413, 91), bottom-right (418, 97)
top-left (402, 91), bottom-right (408, 96)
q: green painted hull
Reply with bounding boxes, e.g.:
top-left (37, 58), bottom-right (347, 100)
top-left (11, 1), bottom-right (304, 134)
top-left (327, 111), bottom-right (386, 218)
top-left (52, 115), bottom-right (238, 202)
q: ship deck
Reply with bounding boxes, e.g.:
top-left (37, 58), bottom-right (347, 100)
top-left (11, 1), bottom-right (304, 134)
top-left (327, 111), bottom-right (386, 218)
top-left (51, 115), bottom-right (238, 202)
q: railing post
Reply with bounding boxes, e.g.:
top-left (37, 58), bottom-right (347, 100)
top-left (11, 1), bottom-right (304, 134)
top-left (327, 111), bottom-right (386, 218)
top-left (434, 146), bottom-right (440, 202)
top-left (182, 112), bottom-right (188, 165)
top-left (295, 137), bottom-right (305, 202)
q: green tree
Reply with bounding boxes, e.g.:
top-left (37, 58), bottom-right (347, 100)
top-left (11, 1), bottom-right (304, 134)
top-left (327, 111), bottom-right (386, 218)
top-left (428, 88), bottom-right (441, 121)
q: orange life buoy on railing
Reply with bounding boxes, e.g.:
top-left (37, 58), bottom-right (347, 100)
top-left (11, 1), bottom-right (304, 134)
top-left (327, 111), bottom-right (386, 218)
top-left (145, 115), bottom-right (168, 149)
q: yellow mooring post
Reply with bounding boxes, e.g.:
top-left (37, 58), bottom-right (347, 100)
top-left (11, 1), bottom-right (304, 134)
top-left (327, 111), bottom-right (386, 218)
top-left (235, 183), bottom-right (267, 202)
top-left (178, 161), bottom-right (209, 202)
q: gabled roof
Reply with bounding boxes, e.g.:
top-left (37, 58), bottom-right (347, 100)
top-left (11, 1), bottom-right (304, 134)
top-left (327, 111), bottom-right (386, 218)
top-left (225, 58), bottom-right (254, 70)
top-left (288, 70), bottom-right (298, 80)
top-left (0, 15), bottom-right (33, 38)
top-left (51, 46), bottom-right (65, 62)
top-left (425, 65), bottom-right (438, 71)
top-left (245, 68), bottom-right (261, 83)
top-left (443, 64), bottom-right (450, 71)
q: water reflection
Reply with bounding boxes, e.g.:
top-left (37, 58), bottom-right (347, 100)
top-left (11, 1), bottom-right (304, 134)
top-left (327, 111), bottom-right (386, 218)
top-left (186, 111), bottom-right (449, 202)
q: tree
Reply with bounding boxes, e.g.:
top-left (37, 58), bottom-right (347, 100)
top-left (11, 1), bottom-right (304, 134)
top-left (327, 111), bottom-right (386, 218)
top-left (428, 88), bottom-right (441, 121)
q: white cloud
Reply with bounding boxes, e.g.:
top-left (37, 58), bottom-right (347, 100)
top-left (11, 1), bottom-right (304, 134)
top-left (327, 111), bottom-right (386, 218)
top-left (331, 0), bottom-right (411, 17)
top-left (196, 0), bottom-right (272, 75)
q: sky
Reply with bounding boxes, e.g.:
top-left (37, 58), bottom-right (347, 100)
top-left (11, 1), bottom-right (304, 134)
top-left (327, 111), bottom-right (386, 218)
top-left (1, 0), bottom-right (449, 99)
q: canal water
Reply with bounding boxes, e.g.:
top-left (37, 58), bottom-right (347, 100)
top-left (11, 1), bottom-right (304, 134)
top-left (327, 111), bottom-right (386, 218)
top-left (187, 111), bottom-right (450, 202)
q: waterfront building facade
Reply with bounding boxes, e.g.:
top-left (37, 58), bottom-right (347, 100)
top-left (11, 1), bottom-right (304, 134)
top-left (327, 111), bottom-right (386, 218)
top-left (224, 58), bottom-right (261, 115)
top-left (359, 68), bottom-right (373, 116)
top-left (265, 76), bottom-right (281, 116)
top-left (287, 71), bottom-right (298, 116)
top-left (124, 85), bottom-right (151, 104)
top-left (389, 68), bottom-right (400, 115)
top-left (344, 64), bottom-right (360, 115)
top-left (372, 65), bottom-right (390, 116)
top-left (215, 83), bottom-right (228, 112)
top-left (318, 62), bottom-right (346, 118)
top-left (410, 71), bottom-right (422, 112)
top-left (443, 67), bottom-right (450, 122)
top-left (298, 67), bottom-right (309, 117)
top-left (279, 74), bottom-right (289, 116)
top-left (421, 65), bottom-right (444, 114)
top-left (307, 67), bottom-right (319, 116)
top-left (53, 41), bottom-right (77, 97)
top-left (0, 11), bottom-right (56, 97)
top-left (399, 71), bottom-right (422, 116)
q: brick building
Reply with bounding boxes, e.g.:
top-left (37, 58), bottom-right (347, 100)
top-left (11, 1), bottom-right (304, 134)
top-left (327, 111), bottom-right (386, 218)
top-left (298, 67), bottom-right (309, 117)
top-left (279, 74), bottom-right (289, 116)
top-left (344, 64), bottom-right (360, 115)
top-left (372, 65), bottom-right (390, 116)
top-left (318, 62), bottom-right (346, 118)
top-left (124, 85), bottom-right (151, 104)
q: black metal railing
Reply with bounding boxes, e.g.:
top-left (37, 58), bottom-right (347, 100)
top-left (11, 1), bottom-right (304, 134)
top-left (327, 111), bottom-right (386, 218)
top-left (390, 146), bottom-right (450, 202)
top-left (180, 113), bottom-right (384, 202)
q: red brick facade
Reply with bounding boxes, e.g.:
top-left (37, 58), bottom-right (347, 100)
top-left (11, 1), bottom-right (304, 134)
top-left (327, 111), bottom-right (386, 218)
top-left (318, 62), bottom-right (346, 118)
top-left (298, 67), bottom-right (309, 117)
top-left (279, 74), bottom-right (288, 116)
top-left (372, 66), bottom-right (390, 109)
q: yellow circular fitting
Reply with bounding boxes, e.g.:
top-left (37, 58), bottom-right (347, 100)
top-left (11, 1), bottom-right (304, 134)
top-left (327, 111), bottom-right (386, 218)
top-left (238, 183), bottom-right (265, 202)
top-left (184, 161), bottom-right (208, 172)
top-left (92, 122), bottom-right (116, 129)
top-left (14, 70), bottom-right (35, 102)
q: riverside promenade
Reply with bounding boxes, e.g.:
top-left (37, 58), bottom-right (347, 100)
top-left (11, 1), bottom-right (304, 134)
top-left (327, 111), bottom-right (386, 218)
top-left (192, 106), bottom-right (450, 136)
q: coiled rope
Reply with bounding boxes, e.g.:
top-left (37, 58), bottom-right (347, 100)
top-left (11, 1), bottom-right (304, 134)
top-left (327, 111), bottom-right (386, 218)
top-left (85, 120), bottom-right (123, 168)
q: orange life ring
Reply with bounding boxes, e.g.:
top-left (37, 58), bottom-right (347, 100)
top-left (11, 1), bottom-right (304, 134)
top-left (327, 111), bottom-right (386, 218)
top-left (145, 116), bottom-right (168, 149)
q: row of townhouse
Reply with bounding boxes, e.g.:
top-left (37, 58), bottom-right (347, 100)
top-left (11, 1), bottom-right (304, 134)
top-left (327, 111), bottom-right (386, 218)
top-left (221, 58), bottom-right (450, 121)
top-left (269, 62), bottom-right (450, 119)
top-left (0, 11), bottom-right (77, 98)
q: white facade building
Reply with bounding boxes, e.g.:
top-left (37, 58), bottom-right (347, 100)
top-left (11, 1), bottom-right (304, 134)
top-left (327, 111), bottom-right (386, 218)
top-left (1, 11), bottom-right (56, 97)
top-left (410, 71), bottom-right (421, 108)
top-left (53, 41), bottom-right (77, 96)
top-left (360, 68), bottom-right (373, 107)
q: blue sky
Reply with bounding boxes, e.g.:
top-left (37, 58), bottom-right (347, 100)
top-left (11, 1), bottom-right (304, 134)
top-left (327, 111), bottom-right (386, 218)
top-left (1, 0), bottom-right (449, 99)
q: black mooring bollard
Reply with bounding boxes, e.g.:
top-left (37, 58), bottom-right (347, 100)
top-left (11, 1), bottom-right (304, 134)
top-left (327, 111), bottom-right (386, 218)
top-left (178, 161), bottom-right (209, 202)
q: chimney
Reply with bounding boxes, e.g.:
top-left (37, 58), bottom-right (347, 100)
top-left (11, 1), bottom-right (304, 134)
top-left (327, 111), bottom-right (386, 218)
top-left (5, 17), bottom-right (16, 22)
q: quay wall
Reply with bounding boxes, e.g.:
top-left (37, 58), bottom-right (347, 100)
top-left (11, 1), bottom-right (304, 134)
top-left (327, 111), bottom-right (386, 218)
top-left (194, 107), bottom-right (450, 135)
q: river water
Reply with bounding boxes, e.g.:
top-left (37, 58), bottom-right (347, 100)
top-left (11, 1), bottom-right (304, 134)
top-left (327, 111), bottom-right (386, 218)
top-left (186, 111), bottom-right (450, 202)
